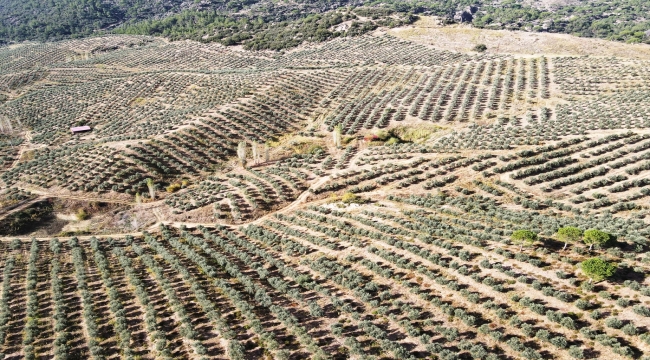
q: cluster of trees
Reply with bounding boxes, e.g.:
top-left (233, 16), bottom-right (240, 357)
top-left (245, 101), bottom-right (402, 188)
top-left (472, 0), bottom-right (650, 44)
top-left (512, 227), bottom-right (612, 253)
top-left (118, 5), bottom-right (414, 50)
top-left (511, 227), bottom-right (617, 282)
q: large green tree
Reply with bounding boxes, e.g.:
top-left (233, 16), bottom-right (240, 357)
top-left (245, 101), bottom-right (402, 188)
top-left (583, 229), bottom-right (611, 250)
top-left (581, 257), bottom-right (616, 282)
top-left (511, 229), bottom-right (537, 251)
top-left (557, 226), bottom-right (583, 250)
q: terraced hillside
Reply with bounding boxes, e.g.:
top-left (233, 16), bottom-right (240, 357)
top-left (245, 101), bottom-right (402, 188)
top-left (1, 28), bottom-right (650, 359)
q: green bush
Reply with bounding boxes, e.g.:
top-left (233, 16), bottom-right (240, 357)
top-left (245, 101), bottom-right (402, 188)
top-left (473, 44), bottom-right (488, 52)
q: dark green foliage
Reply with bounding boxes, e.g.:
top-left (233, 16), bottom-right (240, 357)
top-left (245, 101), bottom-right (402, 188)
top-left (473, 43), bottom-right (487, 52)
top-left (583, 229), bottom-right (611, 250)
top-left (117, 9), bottom-right (367, 50)
top-left (511, 229), bottom-right (537, 250)
top-left (2, 0), bottom-right (650, 46)
top-left (580, 257), bottom-right (616, 282)
top-left (0, 0), bottom-right (416, 48)
top-left (473, 0), bottom-right (650, 44)
top-left (557, 226), bottom-right (583, 249)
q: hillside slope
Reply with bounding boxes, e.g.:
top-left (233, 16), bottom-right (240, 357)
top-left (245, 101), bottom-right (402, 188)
top-left (0, 28), bottom-right (649, 359)
top-left (2, 0), bottom-right (650, 47)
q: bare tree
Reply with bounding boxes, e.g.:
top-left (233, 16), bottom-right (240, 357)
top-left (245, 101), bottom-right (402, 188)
top-left (333, 125), bottom-right (342, 148)
top-left (237, 141), bottom-right (247, 168)
top-left (252, 141), bottom-right (259, 165)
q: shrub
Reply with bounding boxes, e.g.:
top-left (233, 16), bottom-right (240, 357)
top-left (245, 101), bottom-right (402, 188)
top-left (568, 346), bottom-right (585, 359)
top-left (616, 298), bottom-right (630, 307)
top-left (575, 299), bottom-right (590, 310)
top-left (341, 192), bottom-right (365, 204)
top-left (590, 310), bottom-right (602, 320)
top-left (633, 305), bottom-right (650, 317)
top-left (550, 336), bottom-right (568, 348)
top-left (473, 44), bottom-right (488, 52)
top-left (605, 317), bottom-right (623, 329)
top-left (621, 323), bottom-right (637, 336)
top-left (166, 183), bottom-right (181, 193)
top-left (76, 208), bottom-right (89, 221)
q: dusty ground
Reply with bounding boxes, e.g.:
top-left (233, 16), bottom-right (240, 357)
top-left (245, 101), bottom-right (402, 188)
top-left (388, 17), bottom-right (650, 59)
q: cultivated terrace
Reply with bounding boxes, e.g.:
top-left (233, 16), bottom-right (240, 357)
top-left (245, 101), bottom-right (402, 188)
top-left (0, 26), bottom-right (649, 360)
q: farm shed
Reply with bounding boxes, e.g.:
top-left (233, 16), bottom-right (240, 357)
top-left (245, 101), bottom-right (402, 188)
top-left (70, 126), bottom-right (91, 134)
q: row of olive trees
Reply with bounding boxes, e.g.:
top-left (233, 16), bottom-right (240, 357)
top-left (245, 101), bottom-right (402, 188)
top-left (112, 247), bottom-right (171, 358)
top-left (49, 239), bottom-right (70, 360)
top-left (69, 238), bottom-right (104, 359)
top-left (89, 238), bottom-right (133, 358)
top-left (23, 240), bottom-right (39, 360)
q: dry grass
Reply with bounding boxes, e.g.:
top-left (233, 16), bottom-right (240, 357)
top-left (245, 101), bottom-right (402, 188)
top-left (388, 18), bottom-right (650, 59)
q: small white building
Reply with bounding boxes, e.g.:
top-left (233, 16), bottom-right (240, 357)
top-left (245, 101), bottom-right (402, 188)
top-left (70, 126), bottom-right (91, 134)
